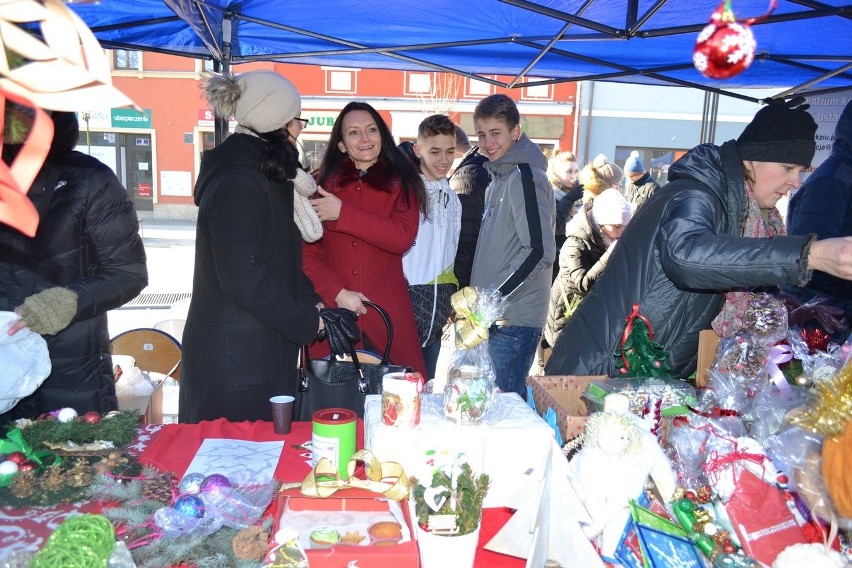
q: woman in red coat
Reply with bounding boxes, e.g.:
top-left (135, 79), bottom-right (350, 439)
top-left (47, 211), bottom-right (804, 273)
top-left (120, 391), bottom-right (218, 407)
top-left (305, 102), bottom-right (428, 376)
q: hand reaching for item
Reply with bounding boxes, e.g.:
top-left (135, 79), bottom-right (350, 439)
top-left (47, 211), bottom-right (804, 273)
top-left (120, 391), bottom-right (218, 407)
top-left (809, 237), bottom-right (852, 281)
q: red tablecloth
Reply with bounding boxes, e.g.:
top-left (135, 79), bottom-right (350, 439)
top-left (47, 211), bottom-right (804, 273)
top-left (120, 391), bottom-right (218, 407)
top-left (1, 420), bottom-right (525, 567)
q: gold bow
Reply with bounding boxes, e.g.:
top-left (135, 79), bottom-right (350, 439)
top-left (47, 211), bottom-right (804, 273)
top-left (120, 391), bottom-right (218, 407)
top-left (280, 449), bottom-right (410, 501)
top-left (451, 287), bottom-right (489, 349)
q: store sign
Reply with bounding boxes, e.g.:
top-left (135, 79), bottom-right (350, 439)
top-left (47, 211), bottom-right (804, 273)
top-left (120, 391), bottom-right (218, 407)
top-left (196, 109), bottom-right (336, 132)
top-left (197, 108), bottom-right (236, 128)
top-left (136, 182), bottom-right (152, 197)
top-left (112, 108), bottom-right (152, 129)
top-left (302, 112), bottom-right (336, 132)
top-left (76, 110), bottom-right (111, 129)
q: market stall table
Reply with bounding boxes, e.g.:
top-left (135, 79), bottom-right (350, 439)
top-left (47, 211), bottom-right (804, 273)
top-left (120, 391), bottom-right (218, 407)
top-left (0, 419), bottom-right (526, 566)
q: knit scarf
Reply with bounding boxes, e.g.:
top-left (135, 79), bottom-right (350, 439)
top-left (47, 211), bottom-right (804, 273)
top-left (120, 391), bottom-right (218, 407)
top-left (711, 184), bottom-right (785, 336)
top-left (233, 125), bottom-right (322, 242)
top-left (292, 168), bottom-right (323, 242)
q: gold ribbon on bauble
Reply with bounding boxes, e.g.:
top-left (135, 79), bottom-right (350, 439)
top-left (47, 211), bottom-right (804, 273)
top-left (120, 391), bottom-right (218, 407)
top-left (280, 449), bottom-right (410, 501)
top-left (451, 287), bottom-right (489, 349)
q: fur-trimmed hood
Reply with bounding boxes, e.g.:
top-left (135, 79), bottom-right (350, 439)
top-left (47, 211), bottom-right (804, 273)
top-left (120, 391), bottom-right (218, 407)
top-left (322, 158), bottom-right (400, 194)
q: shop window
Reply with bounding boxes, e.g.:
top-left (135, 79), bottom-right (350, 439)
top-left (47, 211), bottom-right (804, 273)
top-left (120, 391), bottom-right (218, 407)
top-left (614, 146), bottom-right (688, 186)
top-left (114, 49), bottom-right (141, 70)
top-left (301, 138), bottom-right (329, 172)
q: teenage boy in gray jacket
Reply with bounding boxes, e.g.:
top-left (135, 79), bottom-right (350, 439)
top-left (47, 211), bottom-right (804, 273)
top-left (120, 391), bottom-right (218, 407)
top-left (470, 94), bottom-right (556, 398)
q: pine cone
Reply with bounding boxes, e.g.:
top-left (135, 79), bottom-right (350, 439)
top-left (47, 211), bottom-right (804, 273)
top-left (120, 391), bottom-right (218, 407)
top-left (232, 525), bottom-right (269, 560)
top-left (10, 471), bottom-right (37, 498)
top-left (140, 472), bottom-right (177, 504)
top-left (40, 465), bottom-right (66, 492)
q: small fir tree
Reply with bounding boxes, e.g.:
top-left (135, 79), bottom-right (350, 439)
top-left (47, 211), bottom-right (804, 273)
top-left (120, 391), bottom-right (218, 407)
top-left (615, 304), bottom-right (674, 378)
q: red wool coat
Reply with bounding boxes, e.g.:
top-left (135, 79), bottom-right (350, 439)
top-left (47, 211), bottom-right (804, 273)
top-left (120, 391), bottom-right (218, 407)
top-left (303, 159), bottom-right (427, 376)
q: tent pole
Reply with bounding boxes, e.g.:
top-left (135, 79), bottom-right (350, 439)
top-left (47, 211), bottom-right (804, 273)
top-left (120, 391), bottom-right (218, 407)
top-left (213, 14), bottom-right (233, 146)
top-left (700, 91), bottom-right (719, 145)
top-left (582, 81), bottom-right (595, 166)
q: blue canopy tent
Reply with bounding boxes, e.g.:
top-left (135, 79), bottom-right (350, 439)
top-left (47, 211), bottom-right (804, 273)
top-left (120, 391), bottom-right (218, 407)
top-left (71, 0), bottom-right (852, 141)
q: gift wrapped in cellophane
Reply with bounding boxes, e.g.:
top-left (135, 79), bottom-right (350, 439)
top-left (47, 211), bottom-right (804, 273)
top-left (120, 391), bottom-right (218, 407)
top-left (442, 287), bottom-right (508, 424)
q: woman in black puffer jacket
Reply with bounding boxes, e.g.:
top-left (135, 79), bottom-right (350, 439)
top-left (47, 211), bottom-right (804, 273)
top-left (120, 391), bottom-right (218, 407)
top-left (0, 110), bottom-right (148, 419)
top-left (547, 100), bottom-right (852, 379)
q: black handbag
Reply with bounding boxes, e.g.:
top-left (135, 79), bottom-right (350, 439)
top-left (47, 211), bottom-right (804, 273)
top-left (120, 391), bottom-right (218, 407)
top-left (295, 301), bottom-right (412, 420)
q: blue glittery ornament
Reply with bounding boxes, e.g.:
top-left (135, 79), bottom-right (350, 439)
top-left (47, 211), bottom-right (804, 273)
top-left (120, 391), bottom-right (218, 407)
top-left (178, 472), bottom-right (205, 494)
top-left (200, 473), bottom-right (232, 493)
top-left (173, 494), bottom-right (206, 518)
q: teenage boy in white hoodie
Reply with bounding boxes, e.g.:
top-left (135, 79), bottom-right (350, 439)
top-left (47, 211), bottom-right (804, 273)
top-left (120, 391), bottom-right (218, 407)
top-left (402, 114), bottom-right (462, 380)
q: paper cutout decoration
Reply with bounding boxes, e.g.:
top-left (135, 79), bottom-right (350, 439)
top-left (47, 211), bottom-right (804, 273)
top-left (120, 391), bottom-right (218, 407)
top-left (0, 0), bottom-right (136, 111)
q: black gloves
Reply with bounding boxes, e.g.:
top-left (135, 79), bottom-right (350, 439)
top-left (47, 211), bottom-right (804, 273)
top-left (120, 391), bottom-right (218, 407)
top-left (318, 308), bottom-right (360, 357)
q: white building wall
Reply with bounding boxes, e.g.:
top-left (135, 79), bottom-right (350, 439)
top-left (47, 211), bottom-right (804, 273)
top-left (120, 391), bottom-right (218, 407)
top-left (578, 81), bottom-right (782, 166)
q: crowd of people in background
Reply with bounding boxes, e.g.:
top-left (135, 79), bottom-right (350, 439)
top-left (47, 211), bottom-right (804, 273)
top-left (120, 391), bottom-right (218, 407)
top-left (5, 67), bottom-right (852, 424)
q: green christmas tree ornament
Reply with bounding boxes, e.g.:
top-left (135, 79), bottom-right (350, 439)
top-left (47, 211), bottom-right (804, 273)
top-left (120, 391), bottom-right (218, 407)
top-left (615, 304), bottom-right (674, 378)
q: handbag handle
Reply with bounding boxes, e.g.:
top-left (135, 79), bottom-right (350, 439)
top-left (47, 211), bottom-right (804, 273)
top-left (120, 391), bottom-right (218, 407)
top-left (300, 301), bottom-right (394, 395)
top-left (360, 300), bottom-right (393, 365)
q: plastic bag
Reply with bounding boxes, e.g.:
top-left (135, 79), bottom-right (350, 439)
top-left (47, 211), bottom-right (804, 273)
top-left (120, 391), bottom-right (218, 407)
top-left (0, 311), bottom-right (51, 413)
top-left (742, 292), bottom-right (788, 346)
top-left (443, 288), bottom-right (507, 424)
top-left (154, 472), bottom-right (275, 538)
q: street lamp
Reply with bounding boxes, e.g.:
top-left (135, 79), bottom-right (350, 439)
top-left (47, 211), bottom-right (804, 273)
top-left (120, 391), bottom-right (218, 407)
top-left (81, 111), bottom-right (91, 155)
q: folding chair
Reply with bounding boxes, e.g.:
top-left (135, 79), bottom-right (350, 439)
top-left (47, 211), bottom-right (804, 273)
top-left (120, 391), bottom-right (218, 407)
top-left (153, 319), bottom-right (186, 343)
top-left (110, 328), bottom-right (182, 423)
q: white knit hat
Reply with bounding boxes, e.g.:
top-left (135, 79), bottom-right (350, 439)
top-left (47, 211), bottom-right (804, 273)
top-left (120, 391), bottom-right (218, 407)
top-left (203, 70), bottom-right (300, 134)
top-left (593, 188), bottom-right (633, 226)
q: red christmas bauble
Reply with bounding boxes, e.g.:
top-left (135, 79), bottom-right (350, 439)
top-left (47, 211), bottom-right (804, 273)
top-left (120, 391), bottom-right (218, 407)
top-left (18, 460), bottom-right (39, 472)
top-left (6, 452), bottom-right (27, 465)
top-left (82, 411), bottom-right (102, 425)
top-left (693, 5), bottom-right (756, 79)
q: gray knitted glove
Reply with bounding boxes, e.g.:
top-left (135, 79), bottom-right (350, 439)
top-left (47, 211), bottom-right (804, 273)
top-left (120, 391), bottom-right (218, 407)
top-left (16, 287), bottom-right (78, 335)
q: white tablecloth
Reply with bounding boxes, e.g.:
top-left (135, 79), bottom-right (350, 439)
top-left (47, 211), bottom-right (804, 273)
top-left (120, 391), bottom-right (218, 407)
top-left (364, 392), bottom-right (604, 567)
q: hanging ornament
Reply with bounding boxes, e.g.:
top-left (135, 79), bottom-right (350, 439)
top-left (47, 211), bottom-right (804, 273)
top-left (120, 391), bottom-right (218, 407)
top-left (693, 0), bottom-right (777, 80)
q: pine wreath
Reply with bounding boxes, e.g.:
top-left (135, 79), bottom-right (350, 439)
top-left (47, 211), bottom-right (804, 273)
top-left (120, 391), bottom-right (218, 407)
top-left (87, 466), bottom-right (274, 568)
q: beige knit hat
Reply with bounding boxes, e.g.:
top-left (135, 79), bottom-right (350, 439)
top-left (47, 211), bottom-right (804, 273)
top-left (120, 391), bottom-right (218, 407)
top-left (580, 154), bottom-right (624, 196)
top-left (203, 70), bottom-right (300, 134)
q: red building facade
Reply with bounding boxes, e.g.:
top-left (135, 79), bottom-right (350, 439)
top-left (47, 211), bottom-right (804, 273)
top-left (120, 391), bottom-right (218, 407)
top-left (79, 52), bottom-right (578, 218)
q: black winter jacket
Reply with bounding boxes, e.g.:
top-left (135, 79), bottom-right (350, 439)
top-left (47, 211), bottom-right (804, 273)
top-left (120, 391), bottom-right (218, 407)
top-left (543, 203), bottom-right (611, 347)
top-left (179, 133), bottom-right (321, 423)
top-left (625, 171), bottom-right (660, 210)
top-left (449, 146), bottom-right (490, 288)
top-left (546, 140), bottom-right (812, 379)
top-left (787, 102), bottom-right (852, 320)
top-left (0, 112), bottom-right (147, 418)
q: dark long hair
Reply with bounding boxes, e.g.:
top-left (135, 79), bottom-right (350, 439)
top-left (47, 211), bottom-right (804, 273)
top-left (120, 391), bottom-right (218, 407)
top-left (316, 101), bottom-right (426, 215)
top-left (257, 127), bottom-right (300, 182)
